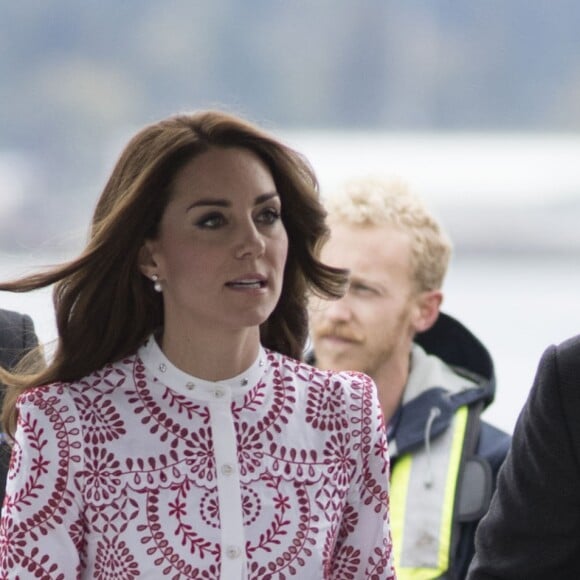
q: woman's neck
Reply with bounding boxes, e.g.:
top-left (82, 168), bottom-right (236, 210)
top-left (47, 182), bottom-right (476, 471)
top-left (157, 326), bottom-right (261, 381)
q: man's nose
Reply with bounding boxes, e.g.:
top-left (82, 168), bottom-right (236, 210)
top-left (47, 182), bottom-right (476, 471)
top-left (318, 296), bottom-right (353, 322)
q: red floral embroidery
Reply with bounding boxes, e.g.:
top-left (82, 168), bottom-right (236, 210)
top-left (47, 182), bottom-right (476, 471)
top-left (305, 377), bottom-right (349, 431)
top-left (94, 535), bottom-right (140, 579)
top-left (0, 351), bottom-right (395, 579)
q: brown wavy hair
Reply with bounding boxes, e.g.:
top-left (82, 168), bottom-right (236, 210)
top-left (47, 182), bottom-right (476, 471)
top-left (0, 110), bottom-right (348, 439)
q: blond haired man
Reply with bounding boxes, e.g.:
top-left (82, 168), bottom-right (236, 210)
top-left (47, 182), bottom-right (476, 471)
top-left (308, 178), bottom-right (510, 580)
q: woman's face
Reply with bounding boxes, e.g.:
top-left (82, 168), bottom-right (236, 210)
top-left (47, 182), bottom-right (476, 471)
top-left (141, 146), bottom-right (289, 339)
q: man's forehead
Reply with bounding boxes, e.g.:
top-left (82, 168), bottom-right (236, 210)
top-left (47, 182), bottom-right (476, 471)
top-left (326, 221), bottom-right (412, 252)
top-left (323, 222), bottom-right (415, 278)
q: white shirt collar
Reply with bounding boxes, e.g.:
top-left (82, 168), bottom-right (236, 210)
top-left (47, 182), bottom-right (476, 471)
top-left (138, 335), bottom-right (267, 401)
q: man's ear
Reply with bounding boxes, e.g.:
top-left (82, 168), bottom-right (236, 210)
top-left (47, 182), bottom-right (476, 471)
top-left (138, 239), bottom-right (159, 279)
top-left (413, 290), bottom-right (443, 333)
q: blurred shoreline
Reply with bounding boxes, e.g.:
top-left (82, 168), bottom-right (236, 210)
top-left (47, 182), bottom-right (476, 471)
top-left (2, 250), bottom-right (580, 436)
top-left (3, 131), bottom-right (580, 256)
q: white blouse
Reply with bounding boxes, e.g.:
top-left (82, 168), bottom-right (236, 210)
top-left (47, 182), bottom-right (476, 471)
top-left (0, 337), bottom-right (395, 579)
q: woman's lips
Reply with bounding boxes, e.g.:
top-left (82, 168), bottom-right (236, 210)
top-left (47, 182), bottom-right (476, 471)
top-left (225, 275), bottom-right (267, 290)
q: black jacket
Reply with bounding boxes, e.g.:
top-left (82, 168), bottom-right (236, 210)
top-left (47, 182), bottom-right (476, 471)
top-left (0, 308), bottom-right (39, 511)
top-left (468, 334), bottom-right (580, 579)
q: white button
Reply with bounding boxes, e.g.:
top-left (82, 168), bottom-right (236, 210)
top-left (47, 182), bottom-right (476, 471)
top-left (221, 463), bottom-right (235, 476)
top-left (226, 545), bottom-right (241, 559)
top-left (214, 388), bottom-right (225, 398)
top-left (186, 382), bottom-right (195, 391)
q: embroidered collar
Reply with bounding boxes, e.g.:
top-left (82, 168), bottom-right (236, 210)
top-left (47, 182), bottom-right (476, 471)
top-left (138, 335), bottom-right (266, 401)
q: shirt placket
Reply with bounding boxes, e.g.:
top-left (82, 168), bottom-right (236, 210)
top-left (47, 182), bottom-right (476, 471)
top-left (209, 385), bottom-right (246, 579)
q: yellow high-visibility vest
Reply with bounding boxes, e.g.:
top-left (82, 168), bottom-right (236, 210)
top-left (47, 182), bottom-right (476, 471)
top-left (390, 405), bottom-right (488, 579)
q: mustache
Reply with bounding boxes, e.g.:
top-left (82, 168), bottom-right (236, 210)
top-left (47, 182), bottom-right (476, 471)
top-left (313, 323), bottom-right (364, 343)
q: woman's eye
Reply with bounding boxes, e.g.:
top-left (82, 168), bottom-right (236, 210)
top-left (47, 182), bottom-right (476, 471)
top-left (256, 207), bottom-right (281, 225)
top-left (197, 213), bottom-right (226, 228)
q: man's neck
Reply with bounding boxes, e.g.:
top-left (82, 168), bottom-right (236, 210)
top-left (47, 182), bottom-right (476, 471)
top-left (372, 353), bottom-right (411, 424)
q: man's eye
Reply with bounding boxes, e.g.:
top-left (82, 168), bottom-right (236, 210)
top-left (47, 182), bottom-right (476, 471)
top-left (350, 283), bottom-right (379, 297)
top-left (197, 213), bottom-right (226, 228)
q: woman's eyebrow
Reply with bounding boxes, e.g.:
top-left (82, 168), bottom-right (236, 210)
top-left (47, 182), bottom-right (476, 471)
top-left (187, 191), bottom-right (279, 212)
top-left (186, 198), bottom-right (229, 211)
top-left (255, 192), bottom-right (280, 205)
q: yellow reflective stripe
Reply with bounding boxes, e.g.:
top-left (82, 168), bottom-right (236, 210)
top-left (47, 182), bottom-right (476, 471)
top-left (390, 453), bottom-right (412, 573)
top-left (395, 567), bottom-right (444, 580)
top-left (390, 405), bottom-right (471, 579)
top-left (437, 405), bottom-right (469, 571)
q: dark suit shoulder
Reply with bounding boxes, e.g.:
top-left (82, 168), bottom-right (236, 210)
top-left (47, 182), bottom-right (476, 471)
top-left (558, 333), bottom-right (580, 352)
top-left (554, 334), bottom-right (580, 378)
top-left (547, 336), bottom-right (580, 468)
top-left (478, 421), bottom-right (511, 475)
top-left (0, 308), bottom-right (39, 368)
top-left (468, 336), bottom-right (580, 579)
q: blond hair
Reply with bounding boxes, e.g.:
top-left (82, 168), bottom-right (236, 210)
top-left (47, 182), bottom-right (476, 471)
top-left (323, 177), bottom-right (452, 292)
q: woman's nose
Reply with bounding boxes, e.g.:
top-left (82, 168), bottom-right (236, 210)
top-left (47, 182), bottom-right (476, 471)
top-left (235, 222), bottom-right (265, 258)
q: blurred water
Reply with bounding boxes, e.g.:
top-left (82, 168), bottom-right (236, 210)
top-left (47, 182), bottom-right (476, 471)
top-left (1, 251), bottom-right (579, 435)
top-left (444, 254), bottom-right (580, 434)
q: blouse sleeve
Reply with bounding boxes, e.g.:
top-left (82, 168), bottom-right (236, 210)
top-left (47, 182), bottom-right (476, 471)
top-left (0, 385), bottom-right (84, 579)
top-left (332, 372), bottom-right (396, 579)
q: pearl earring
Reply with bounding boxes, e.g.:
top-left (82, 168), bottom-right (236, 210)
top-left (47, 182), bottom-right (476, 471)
top-left (151, 274), bottom-right (162, 293)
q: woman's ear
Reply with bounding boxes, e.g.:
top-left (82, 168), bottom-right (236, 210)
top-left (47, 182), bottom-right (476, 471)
top-left (413, 290), bottom-right (443, 333)
top-left (138, 239), bottom-right (159, 279)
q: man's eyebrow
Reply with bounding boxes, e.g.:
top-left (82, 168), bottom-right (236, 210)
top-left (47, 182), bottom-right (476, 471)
top-left (349, 276), bottom-right (387, 292)
top-left (186, 191), bottom-right (279, 211)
